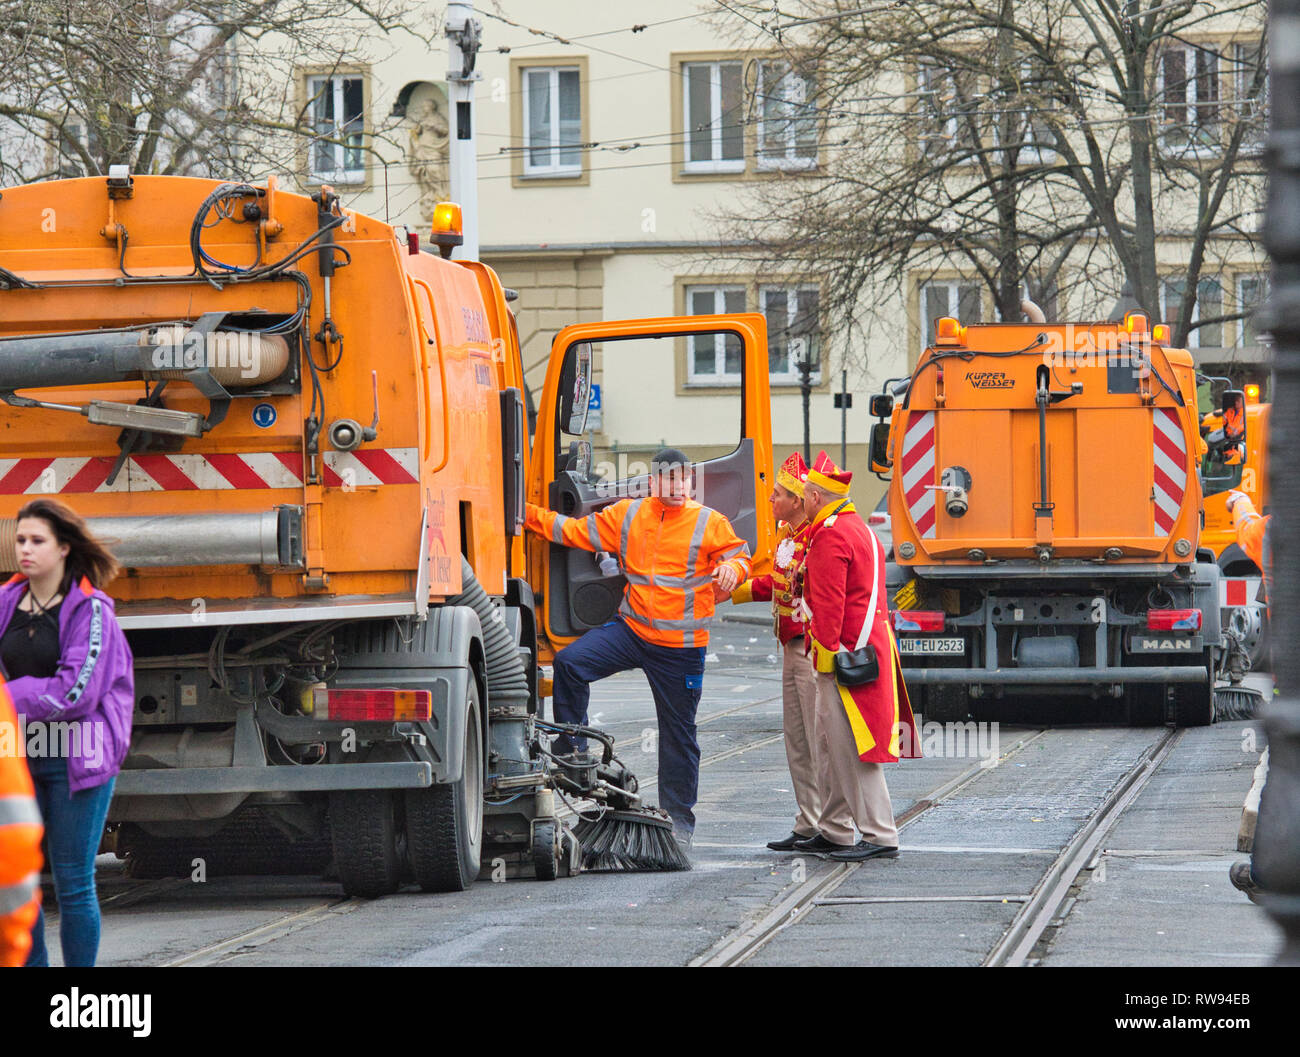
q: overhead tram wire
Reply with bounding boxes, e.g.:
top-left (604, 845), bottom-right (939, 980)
top-left (501, 11), bottom-right (712, 51)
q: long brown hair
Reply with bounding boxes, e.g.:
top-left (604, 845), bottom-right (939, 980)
top-left (16, 498), bottom-right (121, 590)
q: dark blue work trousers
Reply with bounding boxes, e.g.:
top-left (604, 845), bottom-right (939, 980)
top-left (551, 619), bottom-right (706, 833)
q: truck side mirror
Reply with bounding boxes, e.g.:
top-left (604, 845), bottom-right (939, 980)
top-left (870, 421), bottom-right (892, 473)
top-left (558, 341), bottom-right (593, 436)
top-left (1221, 389), bottom-right (1245, 443)
top-left (870, 394), bottom-right (894, 418)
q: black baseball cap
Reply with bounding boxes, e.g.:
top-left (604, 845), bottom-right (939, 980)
top-left (650, 447), bottom-right (691, 474)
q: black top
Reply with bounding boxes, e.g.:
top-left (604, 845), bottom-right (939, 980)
top-left (1, 595), bottom-right (63, 680)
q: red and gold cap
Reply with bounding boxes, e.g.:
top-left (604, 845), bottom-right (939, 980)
top-left (806, 450), bottom-right (851, 496)
top-left (776, 452), bottom-right (807, 497)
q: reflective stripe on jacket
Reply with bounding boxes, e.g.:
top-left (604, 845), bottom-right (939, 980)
top-left (527, 497), bottom-right (751, 647)
top-left (0, 678), bottom-right (43, 967)
top-left (1232, 496), bottom-right (1271, 607)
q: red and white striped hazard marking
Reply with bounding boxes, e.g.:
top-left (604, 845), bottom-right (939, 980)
top-left (1221, 577), bottom-right (1262, 608)
top-left (1152, 407), bottom-right (1188, 535)
top-left (0, 449), bottom-right (419, 493)
top-left (901, 410), bottom-right (937, 539)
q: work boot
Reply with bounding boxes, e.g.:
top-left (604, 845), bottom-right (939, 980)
top-left (1229, 861), bottom-right (1261, 904)
top-left (672, 825), bottom-right (693, 852)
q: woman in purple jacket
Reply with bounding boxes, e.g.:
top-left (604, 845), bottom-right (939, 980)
top-left (0, 498), bottom-right (133, 967)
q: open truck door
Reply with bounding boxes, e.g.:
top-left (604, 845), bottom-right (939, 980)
top-left (527, 314), bottom-right (774, 650)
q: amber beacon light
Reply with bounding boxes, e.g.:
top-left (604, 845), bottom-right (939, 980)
top-left (431, 202), bottom-right (465, 259)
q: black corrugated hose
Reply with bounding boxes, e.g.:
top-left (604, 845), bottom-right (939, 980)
top-left (449, 556), bottom-right (530, 702)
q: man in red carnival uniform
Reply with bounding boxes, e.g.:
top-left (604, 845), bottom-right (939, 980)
top-left (795, 451), bottom-right (920, 861)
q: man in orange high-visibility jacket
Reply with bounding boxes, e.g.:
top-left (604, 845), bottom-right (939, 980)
top-left (526, 448), bottom-right (752, 844)
top-left (0, 674), bottom-right (43, 966)
top-left (721, 452), bottom-right (822, 850)
top-left (1227, 490), bottom-right (1270, 602)
top-left (1225, 489), bottom-right (1272, 903)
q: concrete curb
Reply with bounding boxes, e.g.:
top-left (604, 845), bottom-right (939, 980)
top-left (1237, 746), bottom-right (1269, 853)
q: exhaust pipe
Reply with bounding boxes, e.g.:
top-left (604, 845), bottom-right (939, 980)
top-left (0, 508), bottom-right (303, 570)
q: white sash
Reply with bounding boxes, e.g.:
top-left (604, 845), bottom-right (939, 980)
top-left (847, 528), bottom-right (882, 652)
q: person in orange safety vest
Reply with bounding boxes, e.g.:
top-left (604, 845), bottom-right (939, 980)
top-left (1225, 489), bottom-right (1272, 904)
top-left (794, 451), bottom-right (920, 862)
top-left (0, 673), bottom-right (43, 967)
top-left (525, 448), bottom-right (752, 846)
top-left (720, 452), bottom-right (822, 850)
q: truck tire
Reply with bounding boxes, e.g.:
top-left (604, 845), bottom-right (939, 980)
top-left (329, 790), bottom-right (403, 897)
top-left (404, 682), bottom-right (484, 892)
top-left (1173, 649), bottom-right (1215, 728)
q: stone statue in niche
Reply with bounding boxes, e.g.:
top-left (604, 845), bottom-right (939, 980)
top-left (407, 92), bottom-right (450, 222)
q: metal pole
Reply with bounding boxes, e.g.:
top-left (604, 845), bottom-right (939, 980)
top-left (841, 368), bottom-right (848, 468)
top-left (1257, 0), bottom-right (1300, 965)
top-left (446, 1), bottom-right (481, 259)
top-left (800, 357), bottom-right (811, 464)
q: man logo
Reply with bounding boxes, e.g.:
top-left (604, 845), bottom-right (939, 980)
top-left (1139, 637), bottom-right (1194, 651)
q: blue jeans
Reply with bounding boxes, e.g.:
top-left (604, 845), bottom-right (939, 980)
top-left (24, 754), bottom-right (115, 967)
top-left (551, 619), bottom-right (707, 832)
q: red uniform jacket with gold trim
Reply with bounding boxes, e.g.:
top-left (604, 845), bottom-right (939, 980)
top-left (730, 518), bottom-right (811, 644)
top-left (803, 501), bottom-right (920, 763)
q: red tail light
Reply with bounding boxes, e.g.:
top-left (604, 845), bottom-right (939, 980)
top-left (1146, 609), bottom-right (1202, 631)
top-left (868, 514), bottom-right (887, 526)
top-left (312, 688), bottom-right (432, 721)
top-left (892, 610), bottom-right (945, 632)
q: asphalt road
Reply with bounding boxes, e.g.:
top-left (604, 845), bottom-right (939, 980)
top-left (47, 619), bottom-right (1282, 967)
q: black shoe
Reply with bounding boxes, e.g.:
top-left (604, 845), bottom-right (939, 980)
top-left (792, 833), bottom-right (848, 855)
top-left (828, 840), bottom-right (900, 862)
top-left (1229, 861), bottom-right (1261, 904)
top-left (767, 831), bottom-right (816, 851)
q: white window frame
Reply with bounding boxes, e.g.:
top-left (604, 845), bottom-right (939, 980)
top-left (1158, 43), bottom-right (1221, 155)
top-left (761, 285), bottom-right (822, 386)
top-left (307, 74), bottom-right (366, 184)
top-left (685, 284), bottom-right (747, 385)
top-left (1237, 274), bottom-right (1269, 348)
top-left (920, 280), bottom-right (982, 357)
top-left (756, 60), bottom-right (818, 171)
top-left (522, 65), bottom-right (582, 177)
top-left (917, 63), bottom-right (972, 157)
top-left (683, 60), bottom-right (746, 173)
top-left (1234, 40), bottom-right (1268, 157)
top-left (1161, 276), bottom-right (1224, 349)
top-left (1008, 61), bottom-right (1057, 166)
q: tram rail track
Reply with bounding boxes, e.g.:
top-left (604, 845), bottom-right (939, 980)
top-left (690, 726), bottom-right (1180, 968)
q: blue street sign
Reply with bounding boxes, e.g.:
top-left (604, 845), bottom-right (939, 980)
top-left (589, 383), bottom-right (601, 410)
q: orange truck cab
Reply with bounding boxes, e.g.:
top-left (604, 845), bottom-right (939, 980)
top-left (1199, 386), bottom-right (1269, 668)
top-left (0, 174), bottom-right (773, 893)
top-left (869, 314), bottom-right (1223, 727)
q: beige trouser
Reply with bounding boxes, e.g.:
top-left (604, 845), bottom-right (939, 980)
top-left (812, 670), bottom-right (899, 847)
top-left (782, 638), bottom-right (822, 836)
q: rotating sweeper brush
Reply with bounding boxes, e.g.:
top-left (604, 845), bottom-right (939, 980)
top-left (536, 720), bottom-right (691, 873)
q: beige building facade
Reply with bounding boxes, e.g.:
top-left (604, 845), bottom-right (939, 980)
top-left (286, 1), bottom-right (1271, 513)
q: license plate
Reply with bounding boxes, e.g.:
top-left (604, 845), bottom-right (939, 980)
top-left (898, 636), bottom-right (965, 656)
